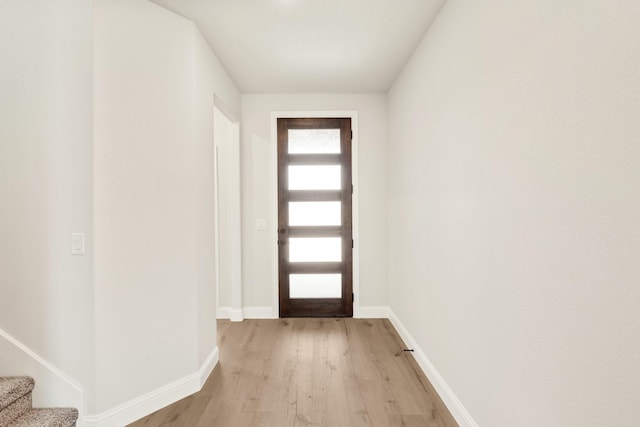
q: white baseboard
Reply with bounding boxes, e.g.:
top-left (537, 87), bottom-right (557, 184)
top-left (84, 346), bottom-right (219, 427)
top-left (217, 306), bottom-right (276, 320)
top-left (388, 310), bottom-right (478, 427)
top-left (219, 306), bottom-right (388, 320)
top-left (243, 307), bottom-right (277, 319)
top-left (0, 327), bottom-right (86, 426)
top-left (229, 309), bottom-right (244, 322)
top-left (217, 307), bottom-right (244, 321)
top-left (356, 306), bottom-right (390, 318)
top-left (198, 346), bottom-right (219, 388)
top-left (217, 306), bottom-right (231, 319)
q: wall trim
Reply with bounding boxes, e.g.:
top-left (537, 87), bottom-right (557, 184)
top-left (217, 306), bottom-right (231, 319)
top-left (0, 327), bottom-right (86, 425)
top-left (198, 346), bottom-right (220, 388)
top-left (388, 310), bottom-right (478, 427)
top-left (218, 307), bottom-right (279, 320)
top-left (244, 307), bottom-right (277, 319)
top-left (356, 306), bottom-right (390, 319)
top-left (229, 309), bottom-right (244, 322)
top-left (217, 307), bottom-right (244, 321)
top-left (84, 346), bottom-right (218, 427)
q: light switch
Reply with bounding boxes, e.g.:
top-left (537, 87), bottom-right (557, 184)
top-left (71, 233), bottom-right (85, 255)
top-left (256, 219), bottom-right (267, 231)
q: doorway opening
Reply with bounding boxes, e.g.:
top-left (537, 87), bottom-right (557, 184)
top-left (214, 105), bottom-right (243, 321)
top-left (277, 118), bottom-right (353, 317)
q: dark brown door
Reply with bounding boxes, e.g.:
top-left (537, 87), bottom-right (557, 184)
top-left (278, 118), bottom-right (353, 317)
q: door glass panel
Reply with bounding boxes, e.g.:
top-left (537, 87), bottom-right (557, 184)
top-left (289, 201), bottom-right (341, 226)
top-left (289, 237), bottom-right (342, 262)
top-left (288, 165), bottom-right (341, 190)
top-left (290, 274), bottom-right (341, 299)
top-left (288, 129), bottom-right (340, 154)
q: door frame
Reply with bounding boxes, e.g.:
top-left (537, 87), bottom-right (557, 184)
top-left (270, 111), bottom-right (360, 318)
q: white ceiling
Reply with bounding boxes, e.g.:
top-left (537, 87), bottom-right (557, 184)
top-left (150, 0), bottom-right (444, 93)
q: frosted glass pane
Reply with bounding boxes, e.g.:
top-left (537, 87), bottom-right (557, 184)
top-left (289, 237), bottom-right (342, 262)
top-left (288, 165), bottom-right (341, 190)
top-left (288, 129), bottom-right (340, 154)
top-left (289, 201), bottom-right (341, 226)
top-left (290, 274), bottom-right (342, 299)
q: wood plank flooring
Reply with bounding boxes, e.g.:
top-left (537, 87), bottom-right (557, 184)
top-left (129, 319), bottom-right (458, 427)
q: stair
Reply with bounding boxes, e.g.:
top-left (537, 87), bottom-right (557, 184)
top-left (0, 377), bottom-right (78, 427)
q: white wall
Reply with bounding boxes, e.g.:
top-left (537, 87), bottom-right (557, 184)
top-left (0, 0), bottom-right (95, 411)
top-left (94, 0), bottom-right (239, 413)
top-left (387, 0), bottom-right (640, 426)
top-left (239, 94), bottom-right (388, 313)
top-left (0, 0), bottom-right (238, 418)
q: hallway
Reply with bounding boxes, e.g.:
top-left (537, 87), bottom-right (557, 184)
top-left (130, 319), bottom-right (457, 427)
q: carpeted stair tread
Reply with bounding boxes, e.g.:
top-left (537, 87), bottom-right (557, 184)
top-left (0, 377), bottom-right (35, 426)
top-left (0, 393), bottom-right (32, 427)
top-left (9, 408), bottom-right (78, 427)
top-left (0, 378), bottom-right (34, 411)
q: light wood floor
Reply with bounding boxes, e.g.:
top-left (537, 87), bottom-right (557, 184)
top-left (129, 319), bottom-right (458, 427)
